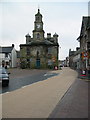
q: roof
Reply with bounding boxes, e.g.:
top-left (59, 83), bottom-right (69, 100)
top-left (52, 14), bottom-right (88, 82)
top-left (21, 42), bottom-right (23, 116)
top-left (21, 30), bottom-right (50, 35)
top-left (77, 16), bottom-right (90, 40)
top-left (20, 40), bottom-right (59, 47)
top-left (84, 17), bottom-right (90, 29)
top-left (35, 9), bottom-right (42, 16)
top-left (53, 33), bottom-right (58, 37)
top-left (80, 16), bottom-right (90, 35)
top-left (0, 47), bottom-right (13, 53)
top-left (25, 33), bottom-right (31, 37)
top-left (69, 48), bottom-right (82, 57)
top-left (69, 51), bottom-right (75, 56)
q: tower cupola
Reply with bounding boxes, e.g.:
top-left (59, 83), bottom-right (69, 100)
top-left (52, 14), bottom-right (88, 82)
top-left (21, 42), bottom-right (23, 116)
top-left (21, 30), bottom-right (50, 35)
top-left (25, 33), bottom-right (31, 44)
top-left (33, 8), bottom-right (44, 40)
top-left (35, 9), bottom-right (42, 22)
top-left (53, 33), bottom-right (59, 43)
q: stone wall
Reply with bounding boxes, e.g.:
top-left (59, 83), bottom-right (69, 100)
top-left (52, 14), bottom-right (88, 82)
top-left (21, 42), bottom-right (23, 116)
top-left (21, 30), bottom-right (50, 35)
top-left (20, 45), bottom-right (58, 69)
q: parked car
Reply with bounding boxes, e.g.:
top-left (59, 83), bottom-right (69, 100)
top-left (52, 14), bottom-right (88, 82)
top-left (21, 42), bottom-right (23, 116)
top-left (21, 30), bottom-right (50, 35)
top-left (0, 67), bottom-right (10, 86)
top-left (59, 64), bottom-right (63, 67)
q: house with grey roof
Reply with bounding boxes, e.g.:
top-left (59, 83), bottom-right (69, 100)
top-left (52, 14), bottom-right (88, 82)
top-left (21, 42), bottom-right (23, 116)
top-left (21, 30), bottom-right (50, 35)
top-left (0, 44), bottom-right (17, 68)
top-left (20, 9), bottom-right (59, 69)
top-left (77, 16), bottom-right (90, 79)
top-left (69, 47), bottom-right (81, 70)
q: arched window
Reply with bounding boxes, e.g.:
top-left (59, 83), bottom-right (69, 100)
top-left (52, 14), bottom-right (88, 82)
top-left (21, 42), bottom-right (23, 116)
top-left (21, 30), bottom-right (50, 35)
top-left (48, 47), bottom-right (52, 54)
top-left (37, 33), bottom-right (40, 39)
top-left (26, 47), bottom-right (30, 55)
top-left (36, 50), bottom-right (39, 59)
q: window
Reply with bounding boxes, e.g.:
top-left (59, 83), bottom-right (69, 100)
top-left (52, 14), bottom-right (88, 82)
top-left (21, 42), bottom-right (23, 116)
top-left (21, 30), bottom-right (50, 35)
top-left (37, 33), bottom-right (40, 39)
top-left (48, 47), bottom-right (52, 54)
top-left (6, 61), bottom-right (9, 65)
top-left (26, 47), bottom-right (30, 55)
top-left (5, 53), bottom-right (8, 58)
top-left (27, 59), bottom-right (29, 62)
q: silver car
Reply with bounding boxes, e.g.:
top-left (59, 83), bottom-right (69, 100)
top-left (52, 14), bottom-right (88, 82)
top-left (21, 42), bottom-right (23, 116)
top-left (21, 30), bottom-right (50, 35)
top-left (0, 67), bottom-right (9, 86)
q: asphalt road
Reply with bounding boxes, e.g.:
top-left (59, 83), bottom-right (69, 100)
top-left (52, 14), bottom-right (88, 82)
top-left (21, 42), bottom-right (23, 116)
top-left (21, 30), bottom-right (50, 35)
top-left (49, 78), bottom-right (88, 118)
top-left (0, 69), bottom-right (59, 94)
top-left (2, 67), bottom-right (78, 118)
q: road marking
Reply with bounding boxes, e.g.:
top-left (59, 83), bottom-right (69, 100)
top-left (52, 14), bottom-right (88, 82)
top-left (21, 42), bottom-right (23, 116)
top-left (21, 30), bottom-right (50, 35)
top-left (44, 74), bottom-right (47, 76)
top-left (21, 85), bottom-right (32, 89)
top-left (44, 73), bottom-right (53, 76)
top-left (21, 86), bottom-right (27, 88)
top-left (2, 91), bottom-right (10, 95)
top-left (6, 92), bottom-right (9, 94)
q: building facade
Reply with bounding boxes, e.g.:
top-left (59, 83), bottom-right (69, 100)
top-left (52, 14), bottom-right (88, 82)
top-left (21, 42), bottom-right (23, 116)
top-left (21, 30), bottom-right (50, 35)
top-left (77, 16), bottom-right (90, 79)
top-left (69, 48), bottom-right (81, 70)
top-left (20, 9), bottom-right (59, 69)
top-left (0, 44), bottom-right (17, 68)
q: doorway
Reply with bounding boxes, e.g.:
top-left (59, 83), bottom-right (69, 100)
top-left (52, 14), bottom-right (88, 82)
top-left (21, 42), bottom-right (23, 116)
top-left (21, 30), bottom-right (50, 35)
top-left (36, 59), bottom-right (40, 68)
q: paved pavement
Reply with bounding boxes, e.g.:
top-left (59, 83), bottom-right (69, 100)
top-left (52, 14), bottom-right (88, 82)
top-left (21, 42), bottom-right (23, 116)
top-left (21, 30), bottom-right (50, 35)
top-left (2, 67), bottom-right (77, 118)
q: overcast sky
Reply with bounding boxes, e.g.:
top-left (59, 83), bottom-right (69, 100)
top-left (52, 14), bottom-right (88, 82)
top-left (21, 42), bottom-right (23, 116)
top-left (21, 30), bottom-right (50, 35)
top-left (0, 0), bottom-right (89, 60)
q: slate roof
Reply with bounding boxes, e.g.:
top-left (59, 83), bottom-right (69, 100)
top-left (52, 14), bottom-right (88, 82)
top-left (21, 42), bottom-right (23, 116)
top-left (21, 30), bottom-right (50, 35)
top-left (0, 47), bottom-right (13, 53)
top-left (25, 33), bottom-right (31, 37)
top-left (69, 51), bottom-right (75, 56)
top-left (77, 16), bottom-right (90, 40)
top-left (53, 33), bottom-right (58, 36)
top-left (80, 17), bottom-right (90, 35)
top-left (84, 16), bottom-right (90, 30)
top-left (20, 39), bottom-right (59, 47)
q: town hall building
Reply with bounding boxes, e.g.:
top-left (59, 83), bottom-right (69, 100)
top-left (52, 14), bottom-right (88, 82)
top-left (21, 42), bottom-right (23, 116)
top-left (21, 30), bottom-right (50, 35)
top-left (20, 9), bottom-right (59, 69)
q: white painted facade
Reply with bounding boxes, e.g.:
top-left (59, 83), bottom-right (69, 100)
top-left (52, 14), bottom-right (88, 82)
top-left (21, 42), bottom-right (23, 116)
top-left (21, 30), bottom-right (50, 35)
top-left (11, 47), bottom-right (17, 67)
top-left (0, 46), bottom-right (17, 68)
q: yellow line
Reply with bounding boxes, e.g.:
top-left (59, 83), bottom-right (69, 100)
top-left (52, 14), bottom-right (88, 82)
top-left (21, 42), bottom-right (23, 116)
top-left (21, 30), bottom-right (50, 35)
top-left (79, 78), bottom-right (90, 82)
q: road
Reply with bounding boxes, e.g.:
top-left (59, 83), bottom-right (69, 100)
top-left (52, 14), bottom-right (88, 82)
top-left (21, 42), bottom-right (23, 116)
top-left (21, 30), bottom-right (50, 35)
top-left (2, 67), bottom-right (78, 118)
top-left (1, 68), bottom-right (88, 119)
top-left (49, 78), bottom-right (88, 118)
top-left (0, 69), bottom-right (59, 94)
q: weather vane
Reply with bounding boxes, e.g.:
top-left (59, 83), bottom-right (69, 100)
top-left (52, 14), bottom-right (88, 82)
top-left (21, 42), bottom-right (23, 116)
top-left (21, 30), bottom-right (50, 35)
top-left (38, 4), bottom-right (40, 9)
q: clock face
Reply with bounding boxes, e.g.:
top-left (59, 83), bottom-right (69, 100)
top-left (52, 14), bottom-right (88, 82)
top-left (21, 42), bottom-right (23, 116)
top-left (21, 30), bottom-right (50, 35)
top-left (36, 24), bottom-right (41, 29)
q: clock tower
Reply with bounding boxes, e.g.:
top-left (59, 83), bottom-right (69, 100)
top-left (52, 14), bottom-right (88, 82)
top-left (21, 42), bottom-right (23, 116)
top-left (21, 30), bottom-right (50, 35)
top-left (20, 8), bottom-right (59, 69)
top-left (33, 9), bottom-right (45, 41)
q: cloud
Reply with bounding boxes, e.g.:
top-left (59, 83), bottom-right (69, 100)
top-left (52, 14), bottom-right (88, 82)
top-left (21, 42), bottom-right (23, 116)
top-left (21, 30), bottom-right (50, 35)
top-left (0, 2), bottom-right (88, 60)
top-left (0, 0), bottom-right (89, 2)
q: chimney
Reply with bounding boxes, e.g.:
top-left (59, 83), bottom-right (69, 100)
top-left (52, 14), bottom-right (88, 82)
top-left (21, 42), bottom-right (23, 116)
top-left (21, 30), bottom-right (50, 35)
top-left (76, 47), bottom-right (80, 51)
top-left (25, 33), bottom-right (31, 44)
top-left (12, 44), bottom-right (14, 47)
top-left (47, 33), bottom-right (51, 39)
top-left (53, 33), bottom-right (58, 43)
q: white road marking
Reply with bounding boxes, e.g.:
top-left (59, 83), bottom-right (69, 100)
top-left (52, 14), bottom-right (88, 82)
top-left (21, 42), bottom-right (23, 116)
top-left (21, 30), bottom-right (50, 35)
top-left (21, 85), bottom-right (31, 89)
top-left (44, 73), bottom-right (53, 76)
top-left (44, 74), bottom-right (47, 76)
top-left (6, 92), bottom-right (9, 94)
top-left (2, 91), bottom-right (10, 95)
top-left (22, 86), bottom-right (27, 88)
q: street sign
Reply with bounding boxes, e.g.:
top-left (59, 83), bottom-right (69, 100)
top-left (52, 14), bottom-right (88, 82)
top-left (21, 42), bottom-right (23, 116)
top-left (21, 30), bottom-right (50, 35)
top-left (81, 52), bottom-right (88, 59)
top-left (52, 57), bottom-right (56, 62)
